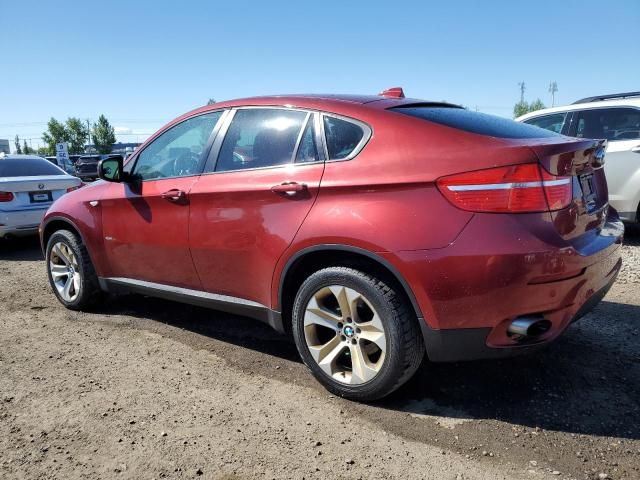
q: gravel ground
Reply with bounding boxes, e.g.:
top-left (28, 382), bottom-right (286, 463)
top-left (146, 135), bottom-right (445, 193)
top-left (0, 228), bottom-right (639, 480)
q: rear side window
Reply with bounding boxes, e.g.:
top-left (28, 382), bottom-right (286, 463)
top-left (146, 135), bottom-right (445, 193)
top-left (393, 106), bottom-right (560, 139)
top-left (523, 112), bottom-right (568, 134)
top-left (215, 109), bottom-right (307, 172)
top-left (574, 107), bottom-right (640, 141)
top-left (0, 158), bottom-right (65, 177)
top-left (323, 116), bottom-right (366, 159)
top-left (295, 116), bottom-right (319, 163)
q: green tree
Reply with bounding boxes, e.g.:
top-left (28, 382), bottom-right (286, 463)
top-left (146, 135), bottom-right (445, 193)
top-left (14, 135), bottom-right (22, 154)
top-left (92, 115), bottom-right (116, 154)
top-left (23, 140), bottom-right (33, 154)
top-left (37, 146), bottom-right (49, 155)
top-left (65, 117), bottom-right (89, 154)
top-left (513, 101), bottom-right (530, 118)
top-left (528, 98), bottom-right (546, 113)
top-left (41, 118), bottom-right (69, 155)
top-left (513, 99), bottom-right (547, 118)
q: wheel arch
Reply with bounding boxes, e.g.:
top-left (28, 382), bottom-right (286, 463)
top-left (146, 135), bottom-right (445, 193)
top-left (40, 216), bottom-right (101, 274)
top-left (277, 245), bottom-right (423, 333)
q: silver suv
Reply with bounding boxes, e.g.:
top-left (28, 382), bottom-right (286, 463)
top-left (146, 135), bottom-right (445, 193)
top-left (517, 92), bottom-right (640, 222)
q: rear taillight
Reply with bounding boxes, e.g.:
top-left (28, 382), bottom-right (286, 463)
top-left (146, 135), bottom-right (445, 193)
top-left (0, 191), bottom-right (14, 202)
top-left (66, 184), bottom-right (83, 193)
top-left (436, 163), bottom-right (572, 213)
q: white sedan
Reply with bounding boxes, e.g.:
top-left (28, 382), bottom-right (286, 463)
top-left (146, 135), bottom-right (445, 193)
top-left (0, 154), bottom-right (82, 239)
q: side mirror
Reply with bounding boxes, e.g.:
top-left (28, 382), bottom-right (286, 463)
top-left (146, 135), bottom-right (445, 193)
top-left (98, 157), bottom-right (124, 182)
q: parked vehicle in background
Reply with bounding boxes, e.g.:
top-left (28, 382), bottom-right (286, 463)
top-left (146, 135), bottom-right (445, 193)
top-left (45, 154), bottom-right (82, 175)
top-left (75, 154), bottom-right (123, 181)
top-left (517, 92), bottom-right (640, 223)
top-left (0, 154), bottom-right (81, 239)
top-left (41, 90), bottom-right (623, 401)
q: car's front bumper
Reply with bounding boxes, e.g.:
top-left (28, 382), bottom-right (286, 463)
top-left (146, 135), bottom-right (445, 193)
top-left (0, 207), bottom-right (49, 238)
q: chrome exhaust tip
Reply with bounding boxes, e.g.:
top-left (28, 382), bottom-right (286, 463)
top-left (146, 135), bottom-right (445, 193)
top-left (507, 317), bottom-right (552, 338)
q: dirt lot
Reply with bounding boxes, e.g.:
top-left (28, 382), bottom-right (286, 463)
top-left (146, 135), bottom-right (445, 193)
top-left (1, 229), bottom-right (639, 480)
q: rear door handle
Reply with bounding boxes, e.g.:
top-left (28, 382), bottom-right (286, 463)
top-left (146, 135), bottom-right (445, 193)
top-left (270, 182), bottom-right (307, 195)
top-left (161, 189), bottom-right (187, 202)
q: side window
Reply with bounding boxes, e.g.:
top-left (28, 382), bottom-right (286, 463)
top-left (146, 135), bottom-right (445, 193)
top-left (215, 109), bottom-right (307, 172)
top-left (295, 115), bottom-right (319, 163)
top-left (524, 113), bottom-right (567, 134)
top-left (574, 108), bottom-right (640, 141)
top-left (323, 116), bottom-right (365, 160)
top-left (133, 112), bottom-right (222, 180)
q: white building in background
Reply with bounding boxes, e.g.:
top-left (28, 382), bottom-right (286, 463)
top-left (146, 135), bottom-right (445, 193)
top-left (0, 139), bottom-right (10, 154)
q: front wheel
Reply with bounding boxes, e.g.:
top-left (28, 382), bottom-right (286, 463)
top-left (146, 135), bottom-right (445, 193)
top-left (291, 267), bottom-right (424, 402)
top-left (46, 229), bottom-right (103, 310)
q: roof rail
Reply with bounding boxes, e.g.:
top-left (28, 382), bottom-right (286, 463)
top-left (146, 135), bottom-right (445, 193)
top-left (573, 91), bottom-right (640, 104)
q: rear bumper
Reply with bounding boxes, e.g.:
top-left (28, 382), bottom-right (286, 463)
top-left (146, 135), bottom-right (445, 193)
top-left (0, 207), bottom-right (48, 238)
top-left (387, 210), bottom-right (624, 362)
top-left (419, 263), bottom-right (619, 361)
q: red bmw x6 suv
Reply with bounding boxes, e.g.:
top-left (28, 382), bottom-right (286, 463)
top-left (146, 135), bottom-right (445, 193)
top-left (41, 89), bottom-right (623, 401)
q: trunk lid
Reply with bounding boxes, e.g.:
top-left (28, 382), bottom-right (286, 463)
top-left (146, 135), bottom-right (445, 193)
top-left (0, 175), bottom-right (81, 210)
top-left (529, 138), bottom-right (610, 247)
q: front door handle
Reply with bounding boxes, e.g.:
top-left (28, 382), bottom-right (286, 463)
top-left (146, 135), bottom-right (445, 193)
top-left (161, 189), bottom-right (187, 202)
top-left (270, 182), bottom-right (308, 196)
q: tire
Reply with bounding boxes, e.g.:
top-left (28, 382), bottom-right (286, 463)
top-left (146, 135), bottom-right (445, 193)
top-left (291, 267), bottom-right (424, 402)
top-left (46, 229), bottom-right (103, 310)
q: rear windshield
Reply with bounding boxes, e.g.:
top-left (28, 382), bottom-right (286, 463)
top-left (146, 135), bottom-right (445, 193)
top-left (0, 158), bottom-right (66, 177)
top-left (392, 106), bottom-right (561, 139)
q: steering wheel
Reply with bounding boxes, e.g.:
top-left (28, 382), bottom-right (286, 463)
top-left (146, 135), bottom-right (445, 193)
top-left (173, 151), bottom-right (200, 177)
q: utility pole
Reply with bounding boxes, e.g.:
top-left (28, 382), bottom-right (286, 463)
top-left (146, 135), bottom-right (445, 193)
top-left (548, 81), bottom-right (558, 107)
top-left (518, 82), bottom-right (526, 103)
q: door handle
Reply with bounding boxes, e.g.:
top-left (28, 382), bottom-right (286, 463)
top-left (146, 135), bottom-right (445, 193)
top-left (161, 189), bottom-right (187, 202)
top-left (631, 145), bottom-right (640, 154)
top-left (270, 182), bottom-right (308, 195)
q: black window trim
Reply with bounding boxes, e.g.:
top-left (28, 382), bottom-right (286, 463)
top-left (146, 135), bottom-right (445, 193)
top-left (128, 109), bottom-right (229, 182)
top-left (202, 106), bottom-right (327, 175)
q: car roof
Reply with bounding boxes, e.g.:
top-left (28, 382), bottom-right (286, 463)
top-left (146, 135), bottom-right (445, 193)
top-left (186, 94), bottom-right (459, 118)
top-left (516, 97), bottom-right (640, 121)
top-left (0, 154), bottom-right (48, 161)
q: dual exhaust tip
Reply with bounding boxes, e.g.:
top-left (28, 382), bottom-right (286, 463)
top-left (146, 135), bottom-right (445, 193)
top-left (507, 316), bottom-right (552, 340)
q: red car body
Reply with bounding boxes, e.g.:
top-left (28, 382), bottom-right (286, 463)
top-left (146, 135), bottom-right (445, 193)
top-left (40, 93), bottom-right (623, 361)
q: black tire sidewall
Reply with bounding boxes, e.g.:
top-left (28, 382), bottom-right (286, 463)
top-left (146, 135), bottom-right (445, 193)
top-left (292, 267), bottom-right (412, 401)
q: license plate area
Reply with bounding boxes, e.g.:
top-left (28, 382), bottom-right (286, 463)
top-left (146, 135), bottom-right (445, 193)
top-left (578, 173), bottom-right (597, 212)
top-left (29, 191), bottom-right (52, 203)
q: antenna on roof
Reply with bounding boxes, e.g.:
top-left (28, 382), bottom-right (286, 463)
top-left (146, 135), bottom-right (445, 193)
top-left (379, 87), bottom-right (405, 98)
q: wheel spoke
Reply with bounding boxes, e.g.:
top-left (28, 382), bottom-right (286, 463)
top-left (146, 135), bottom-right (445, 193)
top-left (62, 276), bottom-right (73, 300)
top-left (73, 273), bottom-right (81, 295)
top-left (308, 336), bottom-right (345, 376)
top-left (50, 263), bottom-right (68, 279)
top-left (304, 296), bottom-right (341, 330)
top-left (328, 286), bottom-right (352, 319)
top-left (357, 319), bottom-right (387, 352)
top-left (349, 343), bottom-right (379, 384)
top-left (52, 244), bottom-right (70, 265)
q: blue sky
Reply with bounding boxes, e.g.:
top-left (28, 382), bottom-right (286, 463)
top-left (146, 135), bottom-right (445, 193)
top-left (1, 0), bottom-right (638, 149)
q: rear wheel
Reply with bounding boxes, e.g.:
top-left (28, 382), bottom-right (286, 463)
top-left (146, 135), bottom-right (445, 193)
top-left (292, 267), bottom-right (424, 401)
top-left (46, 229), bottom-right (103, 310)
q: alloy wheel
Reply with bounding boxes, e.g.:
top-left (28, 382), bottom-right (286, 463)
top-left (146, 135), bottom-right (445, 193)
top-left (303, 285), bottom-right (387, 385)
top-left (49, 242), bottom-right (81, 302)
